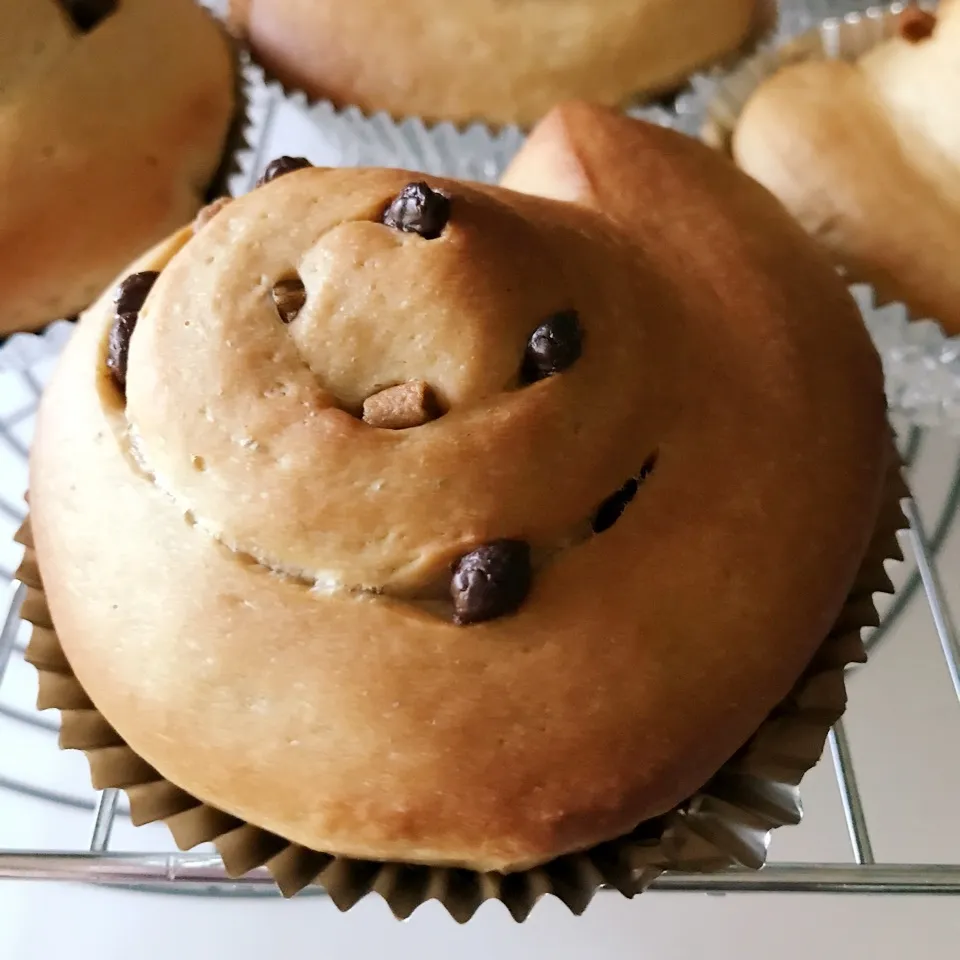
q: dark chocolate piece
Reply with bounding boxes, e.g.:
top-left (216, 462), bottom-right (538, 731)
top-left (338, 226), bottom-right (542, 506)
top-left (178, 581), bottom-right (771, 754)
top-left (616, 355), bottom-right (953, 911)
top-left (382, 182), bottom-right (451, 240)
top-left (451, 540), bottom-right (532, 626)
top-left (591, 453), bottom-right (658, 534)
top-left (106, 312), bottom-right (138, 394)
top-left (59, 0), bottom-right (118, 32)
top-left (108, 271), bottom-right (159, 395)
top-left (522, 310), bottom-right (583, 383)
top-left (257, 156), bottom-right (312, 187)
top-left (899, 7), bottom-right (937, 43)
top-left (114, 271), bottom-right (159, 317)
top-left (592, 478), bottom-right (639, 535)
top-left (272, 277), bottom-right (307, 324)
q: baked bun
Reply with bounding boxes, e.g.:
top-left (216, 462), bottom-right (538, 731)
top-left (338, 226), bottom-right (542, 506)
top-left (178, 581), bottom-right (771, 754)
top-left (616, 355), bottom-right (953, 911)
top-left (228, 0), bottom-right (764, 126)
top-left (0, 0), bottom-right (235, 334)
top-left (732, 1), bottom-right (960, 334)
top-left (31, 103), bottom-right (889, 873)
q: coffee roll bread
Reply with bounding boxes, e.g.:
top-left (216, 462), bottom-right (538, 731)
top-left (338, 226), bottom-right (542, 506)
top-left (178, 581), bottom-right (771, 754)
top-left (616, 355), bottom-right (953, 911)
top-left (31, 103), bottom-right (889, 872)
top-left (228, 0), bottom-right (765, 126)
top-left (0, 0), bottom-right (235, 334)
top-left (731, 1), bottom-right (960, 335)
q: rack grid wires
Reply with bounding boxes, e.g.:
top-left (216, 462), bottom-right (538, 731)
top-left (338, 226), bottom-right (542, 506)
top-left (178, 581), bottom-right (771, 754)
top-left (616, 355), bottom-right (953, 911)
top-left (1, 0), bottom-right (959, 891)
top-left (0, 352), bottom-right (958, 898)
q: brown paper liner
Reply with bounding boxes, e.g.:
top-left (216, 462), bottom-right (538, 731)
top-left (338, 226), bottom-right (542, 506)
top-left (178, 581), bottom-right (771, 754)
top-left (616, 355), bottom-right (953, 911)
top-left (15, 445), bottom-right (907, 921)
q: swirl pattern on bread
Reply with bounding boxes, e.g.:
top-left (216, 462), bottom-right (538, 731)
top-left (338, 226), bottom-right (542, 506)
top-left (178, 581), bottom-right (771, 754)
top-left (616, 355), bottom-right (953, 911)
top-left (31, 105), bottom-right (890, 871)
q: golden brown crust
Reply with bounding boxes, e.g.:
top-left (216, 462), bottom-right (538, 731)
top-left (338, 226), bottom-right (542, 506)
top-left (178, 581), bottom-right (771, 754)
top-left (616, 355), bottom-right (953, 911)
top-left (230, 0), bottom-right (762, 126)
top-left (0, 0), bottom-right (235, 334)
top-left (32, 104), bottom-right (888, 872)
top-left (732, 0), bottom-right (960, 334)
top-left (193, 197), bottom-right (234, 234)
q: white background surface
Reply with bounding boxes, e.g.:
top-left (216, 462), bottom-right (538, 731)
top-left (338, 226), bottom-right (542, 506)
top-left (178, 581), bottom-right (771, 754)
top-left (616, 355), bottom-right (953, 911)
top-left (3, 0), bottom-right (960, 956)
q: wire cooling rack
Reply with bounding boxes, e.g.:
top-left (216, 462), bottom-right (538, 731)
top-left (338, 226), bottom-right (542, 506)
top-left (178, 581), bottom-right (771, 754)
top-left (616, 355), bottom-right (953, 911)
top-left (1, 0), bottom-right (959, 902)
top-left (0, 344), bottom-right (958, 899)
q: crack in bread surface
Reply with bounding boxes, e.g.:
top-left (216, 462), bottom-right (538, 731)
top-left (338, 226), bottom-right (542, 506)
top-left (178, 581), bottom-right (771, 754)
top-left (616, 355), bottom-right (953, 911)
top-left (113, 411), bottom-right (657, 618)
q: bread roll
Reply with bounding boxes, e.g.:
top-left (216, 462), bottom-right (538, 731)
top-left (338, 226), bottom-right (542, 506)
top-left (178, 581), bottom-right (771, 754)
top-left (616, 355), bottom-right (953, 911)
top-left (229, 0), bottom-right (764, 126)
top-left (31, 103), bottom-right (889, 872)
top-left (732, 1), bottom-right (960, 334)
top-left (0, 0), bottom-right (235, 334)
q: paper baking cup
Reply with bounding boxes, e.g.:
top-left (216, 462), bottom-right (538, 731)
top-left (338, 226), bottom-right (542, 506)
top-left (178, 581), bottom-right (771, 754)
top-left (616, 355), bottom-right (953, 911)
top-left (700, 2), bottom-right (960, 433)
top-left (234, 1), bottom-right (779, 183)
top-left (14, 445), bottom-right (907, 921)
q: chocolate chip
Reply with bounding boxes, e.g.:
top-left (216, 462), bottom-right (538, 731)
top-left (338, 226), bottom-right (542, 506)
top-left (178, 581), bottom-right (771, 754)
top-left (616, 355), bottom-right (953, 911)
top-left (114, 271), bottom-right (159, 316)
top-left (272, 277), bottom-right (306, 323)
top-left (451, 540), bottom-right (532, 626)
top-left (107, 271), bottom-right (159, 395)
top-left (522, 310), bottom-right (583, 383)
top-left (638, 453), bottom-right (657, 482)
top-left (899, 8), bottom-right (937, 43)
top-left (382, 182), bottom-right (451, 240)
top-left (58, 0), bottom-right (118, 32)
top-left (592, 478), bottom-right (639, 535)
top-left (591, 453), bottom-right (658, 534)
top-left (106, 312), bottom-right (138, 394)
top-left (257, 156), bottom-right (312, 187)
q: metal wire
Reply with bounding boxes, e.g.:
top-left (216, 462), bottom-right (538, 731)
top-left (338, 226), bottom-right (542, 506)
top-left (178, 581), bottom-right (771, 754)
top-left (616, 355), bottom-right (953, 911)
top-left (904, 498), bottom-right (960, 704)
top-left (829, 721), bottom-right (875, 866)
top-left (0, 582), bottom-right (25, 690)
top-left (1, 855), bottom-right (959, 896)
top-left (89, 790), bottom-right (120, 853)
